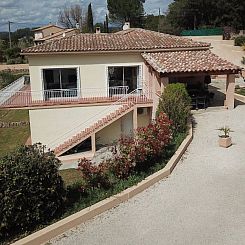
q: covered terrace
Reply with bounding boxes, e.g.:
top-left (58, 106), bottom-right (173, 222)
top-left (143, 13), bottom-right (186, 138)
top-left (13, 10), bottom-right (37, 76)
top-left (142, 49), bottom-right (241, 112)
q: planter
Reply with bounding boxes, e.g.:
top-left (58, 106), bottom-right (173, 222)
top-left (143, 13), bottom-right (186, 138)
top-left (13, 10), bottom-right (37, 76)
top-left (219, 136), bottom-right (232, 148)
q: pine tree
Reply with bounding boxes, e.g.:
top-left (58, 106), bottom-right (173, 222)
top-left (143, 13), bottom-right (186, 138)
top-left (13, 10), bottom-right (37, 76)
top-left (107, 0), bottom-right (145, 27)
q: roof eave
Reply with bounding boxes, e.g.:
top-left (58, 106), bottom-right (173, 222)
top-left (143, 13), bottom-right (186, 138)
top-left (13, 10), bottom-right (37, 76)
top-left (160, 69), bottom-right (241, 77)
top-left (21, 46), bottom-right (210, 56)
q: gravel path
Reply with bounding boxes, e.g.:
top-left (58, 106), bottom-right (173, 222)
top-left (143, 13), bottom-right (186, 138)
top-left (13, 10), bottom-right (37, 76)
top-left (50, 104), bottom-right (245, 245)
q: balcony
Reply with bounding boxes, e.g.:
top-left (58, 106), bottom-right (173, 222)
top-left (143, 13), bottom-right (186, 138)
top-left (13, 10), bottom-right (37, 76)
top-left (0, 85), bottom-right (153, 109)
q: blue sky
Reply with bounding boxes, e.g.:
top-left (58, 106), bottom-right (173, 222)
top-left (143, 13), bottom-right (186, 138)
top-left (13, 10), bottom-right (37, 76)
top-left (0, 0), bottom-right (172, 31)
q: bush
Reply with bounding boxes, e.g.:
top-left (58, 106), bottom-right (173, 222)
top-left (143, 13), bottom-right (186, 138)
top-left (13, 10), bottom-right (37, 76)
top-left (0, 144), bottom-right (65, 239)
top-left (157, 83), bottom-right (191, 133)
top-left (234, 36), bottom-right (245, 46)
top-left (78, 158), bottom-right (112, 191)
top-left (106, 112), bottom-right (172, 177)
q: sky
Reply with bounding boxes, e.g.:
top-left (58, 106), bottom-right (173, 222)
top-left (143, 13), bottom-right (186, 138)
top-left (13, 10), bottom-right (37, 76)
top-left (0, 0), bottom-right (172, 31)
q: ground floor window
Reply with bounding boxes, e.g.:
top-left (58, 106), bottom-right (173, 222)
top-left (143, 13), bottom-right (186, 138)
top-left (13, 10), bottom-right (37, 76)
top-left (43, 68), bottom-right (78, 99)
top-left (108, 66), bottom-right (140, 93)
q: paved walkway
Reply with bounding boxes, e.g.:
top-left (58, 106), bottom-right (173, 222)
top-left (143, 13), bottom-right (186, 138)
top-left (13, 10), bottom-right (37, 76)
top-left (50, 105), bottom-right (245, 245)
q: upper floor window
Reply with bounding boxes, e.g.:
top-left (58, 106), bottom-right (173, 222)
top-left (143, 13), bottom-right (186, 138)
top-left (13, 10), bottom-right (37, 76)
top-left (43, 68), bottom-right (78, 99)
top-left (108, 66), bottom-right (140, 92)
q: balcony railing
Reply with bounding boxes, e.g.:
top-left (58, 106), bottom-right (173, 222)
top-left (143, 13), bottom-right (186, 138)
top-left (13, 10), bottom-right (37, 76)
top-left (0, 85), bottom-right (152, 108)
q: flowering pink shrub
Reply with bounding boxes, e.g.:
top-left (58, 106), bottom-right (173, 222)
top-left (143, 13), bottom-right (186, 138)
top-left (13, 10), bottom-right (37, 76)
top-left (136, 112), bottom-right (172, 162)
top-left (78, 158), bottom-right (111, 190)
top-left (78, 112), bottom-right (172, 184)
top-left (109, 112), bottom-right (172, 178)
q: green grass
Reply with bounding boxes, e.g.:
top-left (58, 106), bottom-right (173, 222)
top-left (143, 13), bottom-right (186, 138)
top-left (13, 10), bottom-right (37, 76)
top-left (0, 109), bottom-right (30, 158)
top-left (59, 169), bottom-right (82, 187)
top-left (236, 88), bottom-right (245, 96)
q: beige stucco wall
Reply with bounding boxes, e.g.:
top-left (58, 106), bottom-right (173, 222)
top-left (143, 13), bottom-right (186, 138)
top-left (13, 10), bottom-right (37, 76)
top-left (96, 118), bottom-right (122, 146)
top-left (137, 108), bottom-right (151, 128)
top-left (29, 104), bottom-right (121, 149)
top-left (41, 26), bottom-right (64, 38)
top-left (28, 53), bottom-right (145, 100)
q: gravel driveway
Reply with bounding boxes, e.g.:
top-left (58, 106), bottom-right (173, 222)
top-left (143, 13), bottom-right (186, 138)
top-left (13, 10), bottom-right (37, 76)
top-left (50, 104), bottom-right (245, 245)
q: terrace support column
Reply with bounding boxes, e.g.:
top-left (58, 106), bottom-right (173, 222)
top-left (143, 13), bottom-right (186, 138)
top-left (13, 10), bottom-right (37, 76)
top-left (133, 107), bottom-right (138, 134)
top-left (91, 133), bottom-right (96, 154)
top-left (152, 72), bottom-right (158, 120)
top-left (161, 77), bottom-right (169, 94)
top-left (225, 74), bottom-right (235, 109)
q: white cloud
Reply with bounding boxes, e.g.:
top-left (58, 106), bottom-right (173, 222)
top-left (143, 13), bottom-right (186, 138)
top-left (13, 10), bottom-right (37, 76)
top-left (0, 0), bottom-right (172, 31)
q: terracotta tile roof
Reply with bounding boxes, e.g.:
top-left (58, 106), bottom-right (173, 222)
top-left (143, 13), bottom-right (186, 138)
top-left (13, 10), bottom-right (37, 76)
top-left (142, 50), bottom-right (241, 74)
top-left (33, 24), bottom-right (64, 32)
top-left (37, 29), bottom-right (77, 41)
top-left (22, 28), bottom-right (210, 54)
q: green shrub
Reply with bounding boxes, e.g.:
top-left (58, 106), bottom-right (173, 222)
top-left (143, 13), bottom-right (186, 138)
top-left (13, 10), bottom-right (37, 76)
top-left (0, 144), bottom-right (66, 240)
top-left (0, 71), bottom-right (26, 89)
top-left (234, 36), bottom-right (245, 46)
top-left (157, 83), bottom-right (191, 133)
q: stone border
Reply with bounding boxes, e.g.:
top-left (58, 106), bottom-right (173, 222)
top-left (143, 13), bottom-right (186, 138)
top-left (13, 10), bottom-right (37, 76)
top-left (12, 123), bottom-right (193, 245)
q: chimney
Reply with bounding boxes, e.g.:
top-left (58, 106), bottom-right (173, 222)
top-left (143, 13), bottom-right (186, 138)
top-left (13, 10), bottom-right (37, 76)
top-left (123, 22), bottom-right (130, 30)
top-left (96, 27), bottom-right (101, 34)
top-left (75, 23), bottom-right (80, 30)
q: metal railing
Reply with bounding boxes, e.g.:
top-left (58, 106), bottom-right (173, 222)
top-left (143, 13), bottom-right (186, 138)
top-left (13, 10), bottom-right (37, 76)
top-left (0, 86), bottom-right (131, 108)
top-left (0, 84), bottom-right (154, 108)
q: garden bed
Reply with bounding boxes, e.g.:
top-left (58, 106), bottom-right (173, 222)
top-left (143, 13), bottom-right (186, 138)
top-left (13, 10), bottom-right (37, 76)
top-left (10, 129), bottom-right (191, 245)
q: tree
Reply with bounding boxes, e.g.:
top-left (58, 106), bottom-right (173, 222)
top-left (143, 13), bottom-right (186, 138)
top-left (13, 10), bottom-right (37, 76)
top-left (107, 0), bottom-right (145, 27)
top-left (105, 14), bottom-right (109, 33)
top-left (87, 3), bottom-right (94, 33)
top-left (58, 4), bottom-right (83, 29)
top-left (165, 0), bottom-right (245, 33)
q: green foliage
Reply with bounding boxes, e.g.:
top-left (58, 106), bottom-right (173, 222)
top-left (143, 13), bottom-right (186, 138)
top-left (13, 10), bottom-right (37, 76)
top-left (4, 47), bottom-right (21, 59)
top-left (157, 83), bottom-right (191, 133)
top-left (78, 158), bottom-right (111, 190)
top-left (166, 0), bottom-right (245, 33)
top-left (105, 14), bottom-right (109, 33)
top-left (0, 70), bottom-right (27, 89)
top-left (107, 0), bottom-right (145, 27)
top-left (217, 126), bottom-right (233, 138)
top-left (87, 3), bottom-right (94, 33)
top-left (235, 36), bottom-right (245, 46)
top-left (0, 144), bottom-right (65, 239)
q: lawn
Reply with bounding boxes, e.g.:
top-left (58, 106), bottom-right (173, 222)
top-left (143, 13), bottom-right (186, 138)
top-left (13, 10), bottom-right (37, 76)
top-left (0, 109), bottom-right (30, 158)
top-left (235, 87), bottom-right (245, 96)
top-left (59, 168), bottom-right (82, 186)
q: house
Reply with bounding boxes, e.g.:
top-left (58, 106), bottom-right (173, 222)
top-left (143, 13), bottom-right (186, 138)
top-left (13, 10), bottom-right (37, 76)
top-left (0, 27), bottom-right (241, 163)
top-left (33, 24), bottom-right (79, 45)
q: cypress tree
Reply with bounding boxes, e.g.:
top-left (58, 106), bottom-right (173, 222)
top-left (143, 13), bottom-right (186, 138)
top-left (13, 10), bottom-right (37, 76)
top-left (87, 3), bottom-right (94, 33)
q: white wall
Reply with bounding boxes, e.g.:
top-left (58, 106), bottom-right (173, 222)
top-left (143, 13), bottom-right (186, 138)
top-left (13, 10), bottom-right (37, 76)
top-left (28, 53), bottom-right (145, 100)
top-left (29, 104), bottom-right (121, 149)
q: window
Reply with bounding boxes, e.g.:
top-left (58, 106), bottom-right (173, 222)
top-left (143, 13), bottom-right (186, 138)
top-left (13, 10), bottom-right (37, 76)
top-left (108, 66), bottom-right (140, 92)
top-left (43, 68), bottom-right (78, 99)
